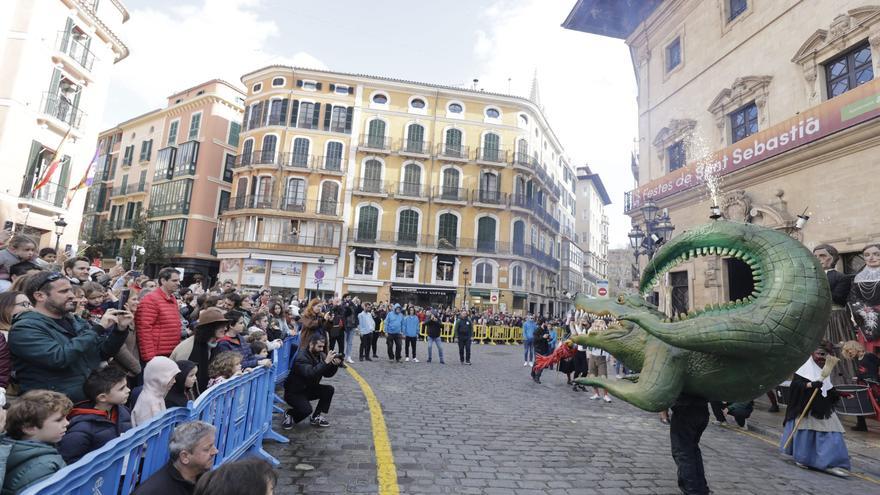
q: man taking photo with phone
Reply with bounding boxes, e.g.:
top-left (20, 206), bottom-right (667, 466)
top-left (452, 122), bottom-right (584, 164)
top-left (282, 333), bottom-right (341, 430)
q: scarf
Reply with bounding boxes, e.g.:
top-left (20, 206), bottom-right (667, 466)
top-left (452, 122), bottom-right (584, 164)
top-left (793, 356), bottom-right (832, 397)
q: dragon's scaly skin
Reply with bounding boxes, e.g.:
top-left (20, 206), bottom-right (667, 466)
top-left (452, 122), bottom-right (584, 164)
top-left (571, 220), bottom-right (831, 412)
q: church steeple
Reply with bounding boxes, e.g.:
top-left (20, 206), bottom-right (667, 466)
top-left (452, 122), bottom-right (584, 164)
top-left (528, 68), bottom-right (542, 107)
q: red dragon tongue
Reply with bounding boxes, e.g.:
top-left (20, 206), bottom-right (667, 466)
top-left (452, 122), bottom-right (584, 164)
top-left (533, 344), bottom-right (578, 372)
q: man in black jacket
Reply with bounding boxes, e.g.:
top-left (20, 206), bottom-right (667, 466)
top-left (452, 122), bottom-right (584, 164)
top-left (454, 310), bottom-right (473, 365)
top-left (531, 322), bottom-right (551, 383)
top-left (134, 421), bottom-right (217, 495)
top-left (282, 333), bottom-right (341, 429)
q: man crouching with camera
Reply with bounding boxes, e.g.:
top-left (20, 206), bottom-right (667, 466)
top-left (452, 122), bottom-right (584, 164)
top-left (282, 332), bottom-right (341, 429)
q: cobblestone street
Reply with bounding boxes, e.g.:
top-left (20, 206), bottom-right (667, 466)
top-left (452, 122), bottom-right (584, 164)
top-left (267, 339), bottom-right (880, 494)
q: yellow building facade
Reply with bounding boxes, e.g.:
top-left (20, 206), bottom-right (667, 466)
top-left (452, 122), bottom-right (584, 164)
top-left (218, 67), bottom-right (576, 315)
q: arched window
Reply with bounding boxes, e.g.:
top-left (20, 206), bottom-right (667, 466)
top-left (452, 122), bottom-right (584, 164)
top-left (514, 176), bottom-right (525, 204)
top-left (235, 177), bottom-right (248, 208)
top-left (405, 124), bottom-right (425, 153)
top-left (482, 133), bottom-right (500, 161)
top-left (319, 182), bottom-right (339, 215)
top-left (357, 205), bottom-right (379, 242)
top-left (402, 163), bottom-right (421, 196)
top-left (260, 135), bottom-right (277, 163)
top-left (363, 159), bottom-right (383, 193)
top-left (372, 93), bottom-right (388, 104)
top-left (477, 217), bottom-right (496, 252)
top-left (292, 138), bottom-right (310, 167)
top-left (445, 128), bottom-right (463, 158)
top-left (283, 178), bottom-right (305, 212)
top-left (511, 265), bottom-right (523, 287)
top-left (241, 139), bottom-right (254, 165)
top-left (367, 120), bottom-right (386, 148)
top-left (516, 139), bottom-right (528, 164)
top-left (441, 168), bottom-right (460, 200)
top-left (512, 220), bottom-right (525, 255)
top-left (325, 142), bottom-right (343, 171)
top-left (475, 262), bottom-right (494, 285)
top-left (480, 172), bottom-right (500, 203)
top-left (437, 213), bottom-right (458, 249)
top-left (530, 268), bottom-right (537, 290)
top-left (398, 209), bottom-right (419, 246)
top-left (255, 176), bottom-right (273, 207)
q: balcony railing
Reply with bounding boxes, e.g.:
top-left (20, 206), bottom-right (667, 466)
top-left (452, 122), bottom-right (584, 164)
top-left (360, 135), bottom-right (392, 152)
top-left (112, 218), bottom-right (134, 230)
top-left (346, 229), bottom-right (560, 270)
top-left (354, 179), bottom-right (394, 195)
top-left (472, 189), bottom-right (507, 205)
top-left (476, 147), bottom-right (508, 164)
top-left (225, 196), bottom-right (340, 217)
top-left (436, 143), bottom-right (470, 160)
top-left (56, 31), bottom-right (96, 72)
top-left (235, 149), bottom-right (280, 167)
top-left (154, 146), bottom-right (176, 181)
top-left (148, 202), bottom-right (190, 217)
top-left (280, 152), bottom-right (313, 169)
top-left (215, 231), bottom-right (341, 250)
top-left (400, 139), bottom-right (430, 155)
top-left (41, 92), bottom-right (84, 129)
top-left (511, 194), bottom-right (561, 233)
top-left (163, 240), bottom-right (185, 254)
top-left (394, 182), bottom-right (428, 199)
top-left (511, 152), bottom-right (537, 169)
top-left (314, 155), bottom-right (345, 173)
top-left (27, 182), bottom-right (65, 208)
top-left (431, 186), bottom-right (468, 202)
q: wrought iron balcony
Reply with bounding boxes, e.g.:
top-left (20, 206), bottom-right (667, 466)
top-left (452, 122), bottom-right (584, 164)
top-left (41, 92), bottom-right (84, 129)
top-left (224, 196), bottom-right (340, 217)
top-left (26, 181), bottom-right (65, 208)
top-left (436, 143), bottom-right (470, 160)
top-left (313, 155), bottom-right (346, 174)
top-left (215, 231), bottom-right (341, 250)
top-left (472, 189), bottom-right (507, 205)
top-left (354, 179), bottom-right (394, 195)
top-left (148, 201), bottom-right (190, 217)
top-left (55, 31), bottom-right (96, 72)
top-left (431, 186), bottom-right (467, 202)
top-left (399, 139), bottom-right (430, 155)
top-left (235, 149), bottom-right (280, 167)
top-left (511, 152), bottom-right (537, 169)
top-left (476, 147), bottom-right (508, 164)
top-left (394, 182), bottom-right (428, 199)
top-left (360, 135), bottom-right (392, 152)
top-left (279, 152), bottom-right (314, 170)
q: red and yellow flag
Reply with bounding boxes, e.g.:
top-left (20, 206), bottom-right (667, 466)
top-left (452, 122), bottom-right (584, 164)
top-left (33, 127), bottom-right (72, 192)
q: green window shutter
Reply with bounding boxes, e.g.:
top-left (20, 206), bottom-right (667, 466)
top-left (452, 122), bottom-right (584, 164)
top-left (357, 206), bottom-right (378, 240)
top-left (344, 107), bottom-right (354, 133)
top-left (323, 105), bottom-right (332, 131)
top-left (241, 106), bottom-right (250, 131)
top-left (312, 103), bottom-right (321, 128)
top-left (279, 99), bottom-right (289, 124)
top-left (61, 19), bottom-right (73, 52)
top-left (21, 141), bottom-right (43, 196)
top-left (55, 156), bottom-right (71, 206)
top-left (290, 100), bottom-right (299, 127)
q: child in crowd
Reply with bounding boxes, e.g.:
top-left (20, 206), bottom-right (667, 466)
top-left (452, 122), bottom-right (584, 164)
top-left (250, 340), bottom-right (269, 361)
top-left (82, 281), bottom-right (117, 321)
top-left (247, 329), bottom-right (282, 352)
top-left (58, 367), bottom-right (132, 464)
top-left (0, 390), bottom-right (71, 494)
top-left (71, 286), bottom-right (89, 320)
top-left (206, 352), bottom-right (243, 389)
top-left (36, 247), bottom-right (57, 268)
top-left (248, 312), bottom-right (270, 335)
top-left (131, 357), bottom-right (180, 427)
top-left (165, 360), bottom-right (200, 408)
top-left (0, 235), bottom-right (37, 291)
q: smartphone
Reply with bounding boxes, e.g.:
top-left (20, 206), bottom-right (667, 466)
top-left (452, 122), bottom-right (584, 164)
top-left (117, 288), bottom-right (130, 310)
top-left (130, 271), bottom-right (141, 278)
top-left (2, 221), bottom-right (12, 231)
top-left (115, 256), bottom-right (124, 266)
top-left (64, 244), bottom-right (73, 256)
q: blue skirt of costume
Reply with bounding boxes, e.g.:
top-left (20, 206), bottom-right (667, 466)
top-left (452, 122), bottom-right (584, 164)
top-left (780, 419), bottom-right (851, 471)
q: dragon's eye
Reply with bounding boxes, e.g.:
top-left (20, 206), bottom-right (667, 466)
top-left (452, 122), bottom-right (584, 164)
top-left (617, 295), bottom-right (625, 304)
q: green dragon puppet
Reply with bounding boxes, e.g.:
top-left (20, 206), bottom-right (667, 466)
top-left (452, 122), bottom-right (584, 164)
top-left (570, 220), bottom-right (831, 412)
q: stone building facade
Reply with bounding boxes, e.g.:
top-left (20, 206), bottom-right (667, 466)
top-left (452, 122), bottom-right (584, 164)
top-left (566, 0), bottom-right (880, 314)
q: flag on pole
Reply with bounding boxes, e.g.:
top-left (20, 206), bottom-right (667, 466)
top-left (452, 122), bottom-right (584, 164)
top-left (32, 127), bottom-right (72, 192)
top-left (65, 145), bottom-right (100, 208)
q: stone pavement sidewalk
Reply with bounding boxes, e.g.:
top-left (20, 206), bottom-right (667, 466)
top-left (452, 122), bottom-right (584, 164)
top-left (266, 339), bottom-right (880, 494)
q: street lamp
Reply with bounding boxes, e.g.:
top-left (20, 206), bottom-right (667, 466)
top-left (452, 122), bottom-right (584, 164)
top-left (630, 204), bottom-right (676, 297)
top-left (315, 256), bottom-right (325, 299)
top-left (462, 268), bottom-right (470, 309)
top-left (53, 217), bottom-right (67, 253)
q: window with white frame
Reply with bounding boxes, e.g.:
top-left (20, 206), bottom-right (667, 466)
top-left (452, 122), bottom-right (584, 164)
top-left (396, 254), bottom-right (415, 279)
top-left (354, 251), bottom-right (375, 275)
top-left (272, 77), bottom-right (285, 87)
top-left (168, 120), bottom-right (179, 146)
top-left (511, 265), bottom-right (523, 287)
top-left (356, 205), bottom-right (379, 241)
top-left (475, 261), bottom-right (493, 284)
top-left (436, 257), bottom-right (455, 282)
top-left (252, 82), bottom-right (262, 93)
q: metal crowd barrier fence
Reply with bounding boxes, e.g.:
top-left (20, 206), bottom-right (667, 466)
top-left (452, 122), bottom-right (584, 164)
top-left (22, 339), bottom-right (297, 495)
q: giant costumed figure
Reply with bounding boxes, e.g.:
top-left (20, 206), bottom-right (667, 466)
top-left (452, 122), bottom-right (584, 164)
top-left (567, 220), bottom-right (834, 492)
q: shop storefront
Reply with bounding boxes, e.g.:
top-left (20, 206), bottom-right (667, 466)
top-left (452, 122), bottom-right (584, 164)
top-left (390, 283), bottom-right (457, 308)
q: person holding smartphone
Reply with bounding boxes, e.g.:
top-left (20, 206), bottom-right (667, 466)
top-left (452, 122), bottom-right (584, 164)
top-left (281, 332), bottom-right (340, 429)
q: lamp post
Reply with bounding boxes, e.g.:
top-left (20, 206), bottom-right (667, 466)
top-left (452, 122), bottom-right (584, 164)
top-left (53, 217), bottom-right (67, 253)
top-left (629, 203), bottom-right (675, 301)
top-left (462, 268), bottom-right (470, 309)
top-left (315, 256), bottom-right (325, 300)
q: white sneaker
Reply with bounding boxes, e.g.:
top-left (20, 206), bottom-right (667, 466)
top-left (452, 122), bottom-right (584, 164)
top-left (405, 357), bottom-right (410, 362)
top-left (589, 394), bottom-right (600, 400)
top-left (615, 374), bottom-right (622, 379)
top-left (603, 395), bottom-right (612, 403)
top-left (412, 358), bottom-right (419, 363)
top-left (346, 357), bottom-right (354, 363)
top-left (523, 361), bottom-right (529, 367)
top-left (529, 361), bottom-right (534, 366)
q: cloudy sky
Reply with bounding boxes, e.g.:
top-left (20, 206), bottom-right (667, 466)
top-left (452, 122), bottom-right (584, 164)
top-left (104, 0), bottom-right (638, 248)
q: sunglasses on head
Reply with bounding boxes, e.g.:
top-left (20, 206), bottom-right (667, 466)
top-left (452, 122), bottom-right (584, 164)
top-left (36, 272), bottom-right (64, 292)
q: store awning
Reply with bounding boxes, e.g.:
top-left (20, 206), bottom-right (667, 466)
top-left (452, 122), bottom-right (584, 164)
top-left (355, 248), bottom-right (373, 257)
top-left (512, 292), bottom-right (529, 298)
top-left (468, 289), bottom-right (491, 296)
top-left (391, 283), bottom-right (457, 295)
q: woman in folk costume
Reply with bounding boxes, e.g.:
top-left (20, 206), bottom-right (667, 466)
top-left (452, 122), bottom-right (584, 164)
top-left (813, 244), bottom-right (856, 384)
top-left (848, 244), bottom-right (880, 355)
top-left (780, 341), bottom-right (851, 477)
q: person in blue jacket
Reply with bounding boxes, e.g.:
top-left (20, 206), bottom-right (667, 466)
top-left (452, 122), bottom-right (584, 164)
top-left (522, 315), bottom-right (537, 367)
top-left (384, 304), bottom-right (404, 362)
top-left (403, 307), bottom-right (421, 362)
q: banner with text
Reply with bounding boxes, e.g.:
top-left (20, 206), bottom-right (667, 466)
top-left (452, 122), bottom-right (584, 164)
top-left (626, 77), bottom-right (880, 212)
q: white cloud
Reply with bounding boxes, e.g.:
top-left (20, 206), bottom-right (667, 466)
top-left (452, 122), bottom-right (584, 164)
top-left (103, 0), bottom-right (326, 126)
top-left (473, 0), bottom-right (638, 249)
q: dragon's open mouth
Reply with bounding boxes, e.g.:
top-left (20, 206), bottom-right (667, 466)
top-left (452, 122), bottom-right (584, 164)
top-left (640, 224), bottom-right (766, 318)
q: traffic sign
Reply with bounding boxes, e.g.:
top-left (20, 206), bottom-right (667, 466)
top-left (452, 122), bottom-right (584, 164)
top-left (598, 287), bottom-right (607, 296)
top-left (490, 290), bottom-right (499, 303)
top-left (597, 280), bottom-right (609, 299)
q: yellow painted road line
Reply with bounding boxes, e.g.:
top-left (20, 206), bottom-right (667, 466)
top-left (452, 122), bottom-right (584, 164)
top-left (720, 423), bottom-right (880, 485)
top-left (346, 366), bottom-right (400, 495)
